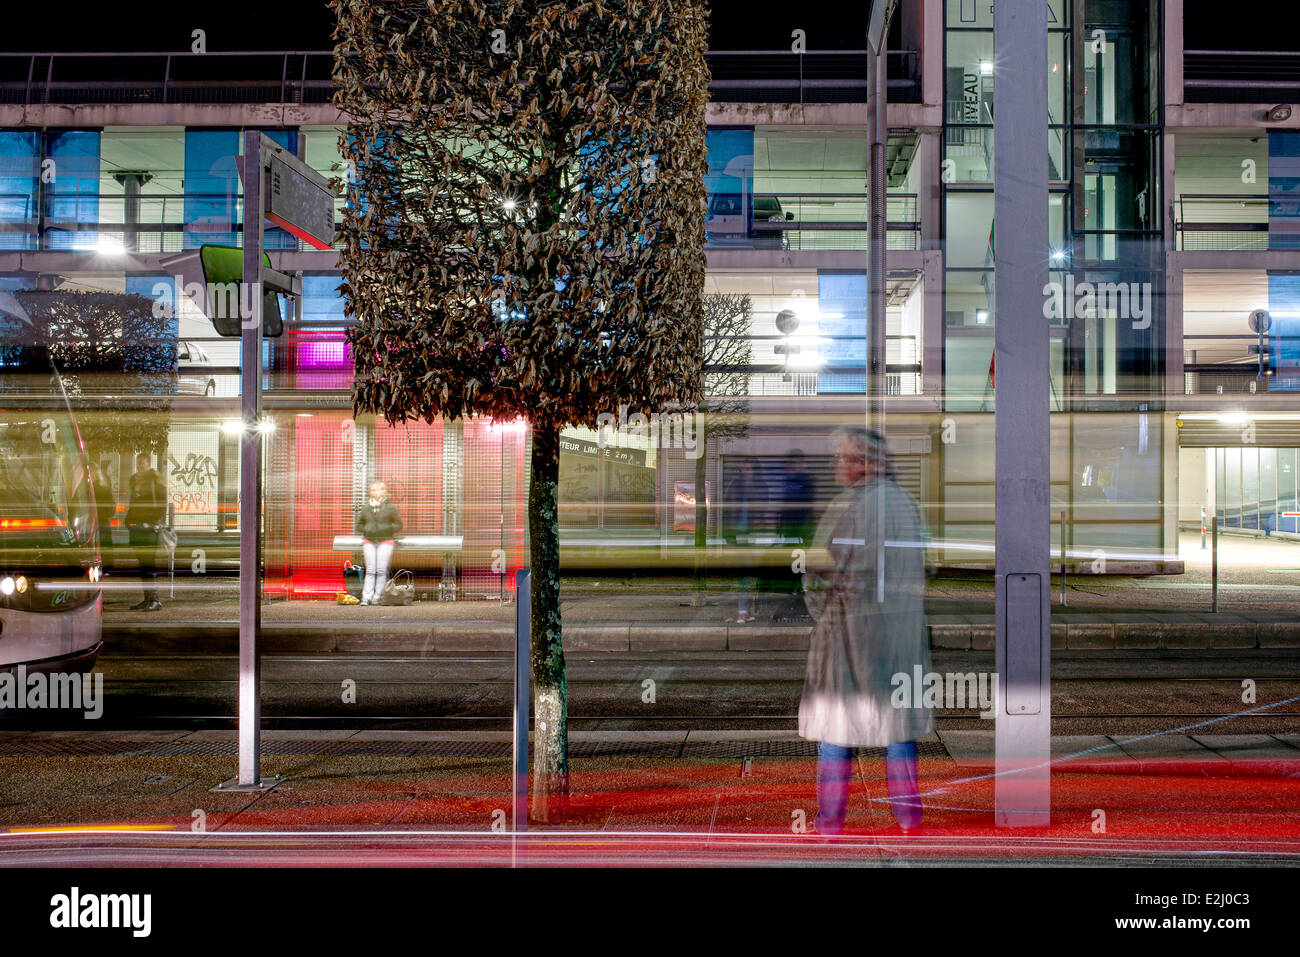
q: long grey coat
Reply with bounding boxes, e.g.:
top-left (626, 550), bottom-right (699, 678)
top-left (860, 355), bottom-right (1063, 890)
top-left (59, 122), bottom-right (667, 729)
top-left (798, 476), bottom-right (934, 747)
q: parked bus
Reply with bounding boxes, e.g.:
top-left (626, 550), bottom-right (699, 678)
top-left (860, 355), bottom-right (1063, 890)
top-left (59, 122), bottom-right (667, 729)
top-left (0, 290), bottom-right (103, 673)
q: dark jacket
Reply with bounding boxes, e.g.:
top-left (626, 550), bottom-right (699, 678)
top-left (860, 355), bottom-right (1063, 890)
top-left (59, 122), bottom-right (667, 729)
top-left (356, 500), bottom-right (402, 542)
top-left (92, 477), bottom-right (116, 530)
top-left (126, 468), bottom-right (167, 527)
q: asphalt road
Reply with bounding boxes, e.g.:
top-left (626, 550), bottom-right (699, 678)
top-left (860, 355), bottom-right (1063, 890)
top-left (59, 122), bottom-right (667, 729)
top-left (8, 650), bottom-right (1300, 737)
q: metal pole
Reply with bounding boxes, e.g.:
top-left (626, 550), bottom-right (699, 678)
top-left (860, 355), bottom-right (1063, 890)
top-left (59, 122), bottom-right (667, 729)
top-left (1211, 514), bottom-right (1219, 613)
top-left (993, 0), bottom-right (1050, 827)
top-left (513, 568), bottom-right (531, 830)
top-left (867, 17), bottom-right (889, 604)
top-left (1059, 509), bottom-right (1067, 606)
top-left (236, 131), bottom-right (265, 789)
top-left (1201, 505), bottom-right (1207, 549)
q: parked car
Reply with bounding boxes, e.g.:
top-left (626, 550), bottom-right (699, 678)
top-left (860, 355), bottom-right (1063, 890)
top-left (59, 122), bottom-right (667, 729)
top-left (705, 192), bottom-right (793, 248)
top-left (176, 342), bottom-right (217, 396)
top-left (752, 195), bottom-right (794, 248)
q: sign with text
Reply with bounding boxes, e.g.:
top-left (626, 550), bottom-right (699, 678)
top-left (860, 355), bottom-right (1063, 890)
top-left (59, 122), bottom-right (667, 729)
top-left (266, 152), bottom-right (335, 250)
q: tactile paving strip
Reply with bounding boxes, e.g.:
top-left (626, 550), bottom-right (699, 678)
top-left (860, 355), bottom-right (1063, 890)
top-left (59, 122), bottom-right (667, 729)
top-left (0, 737), bottom-right (950, 759)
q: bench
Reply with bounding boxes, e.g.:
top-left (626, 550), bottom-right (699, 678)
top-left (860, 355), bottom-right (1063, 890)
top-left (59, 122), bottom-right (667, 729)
top-left (332, 534), bottom-right (465, 600)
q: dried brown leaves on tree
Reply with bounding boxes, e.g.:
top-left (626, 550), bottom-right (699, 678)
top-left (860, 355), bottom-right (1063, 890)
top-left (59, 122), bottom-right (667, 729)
top-left (332, 0), bottom-right (712, 434)
top-left (7, 291), bottom-right (175, 456)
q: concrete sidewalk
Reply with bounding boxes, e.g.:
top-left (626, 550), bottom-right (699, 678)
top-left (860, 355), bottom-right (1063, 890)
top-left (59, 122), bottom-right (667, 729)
top-left (102, 597), bottom-right (1300, 654)
top-left (0, 729), bottom-right (1297, 863)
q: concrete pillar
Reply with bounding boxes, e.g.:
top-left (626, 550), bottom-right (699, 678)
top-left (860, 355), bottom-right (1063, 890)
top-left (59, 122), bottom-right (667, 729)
top-left (994, 0), bottom-right (1051, 827)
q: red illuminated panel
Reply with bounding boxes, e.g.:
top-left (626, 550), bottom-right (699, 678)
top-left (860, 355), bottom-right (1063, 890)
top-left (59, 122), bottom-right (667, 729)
top-left (0, 518), bottom-right (67, 530)
top-left (373, 418), bottom-right (443, 592)
top-left (461, 418), bottom-right (528, 599)
top-left (276, 412), bottom-right (355, 598)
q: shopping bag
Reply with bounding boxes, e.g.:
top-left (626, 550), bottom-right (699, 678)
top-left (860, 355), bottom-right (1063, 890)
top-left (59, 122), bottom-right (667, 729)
top-left (379, 569), bottom-right (415, 606)
top-left (343, 560), bottom-right (365, 600)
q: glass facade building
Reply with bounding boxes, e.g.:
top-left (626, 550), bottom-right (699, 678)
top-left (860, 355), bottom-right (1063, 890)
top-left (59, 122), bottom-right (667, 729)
top-left (0, 0), bottom-right (1297, 599)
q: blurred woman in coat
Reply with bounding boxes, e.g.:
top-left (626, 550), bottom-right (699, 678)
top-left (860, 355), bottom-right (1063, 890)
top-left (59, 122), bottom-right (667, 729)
top-left (800, 426), bottom-right (933, 834)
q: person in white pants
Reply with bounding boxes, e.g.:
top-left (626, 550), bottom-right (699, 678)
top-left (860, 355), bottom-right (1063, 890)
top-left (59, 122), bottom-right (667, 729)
top-left (355, 480), bottom-right (402, 606)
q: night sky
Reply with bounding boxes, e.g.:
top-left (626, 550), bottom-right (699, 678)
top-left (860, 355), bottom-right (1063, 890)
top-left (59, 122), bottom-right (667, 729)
top-left (0, 1), bottom-right (1290, 54)
top-left (5, 1), bottom-right (873, 53)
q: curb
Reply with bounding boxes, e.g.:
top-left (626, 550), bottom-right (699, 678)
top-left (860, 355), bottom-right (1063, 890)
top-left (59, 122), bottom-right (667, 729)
top-left (101, 617), bottom-right (1300, 654)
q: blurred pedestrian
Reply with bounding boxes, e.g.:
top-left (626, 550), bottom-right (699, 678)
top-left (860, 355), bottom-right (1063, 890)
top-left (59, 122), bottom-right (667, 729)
top-left (356, 479), bottom-right (402, 606)
top-left (126, 453), bottom-right (167, 611)
top-left (728, 460), bottom-right (758, 623)
top-left (799, 427), bottom-right (932, 834)
top-left (90, 463), bottom-right (116, 571)
top-left (779, 449), bottom-right (815, 599)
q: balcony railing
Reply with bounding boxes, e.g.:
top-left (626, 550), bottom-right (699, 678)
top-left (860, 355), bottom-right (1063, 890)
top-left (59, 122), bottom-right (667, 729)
top-left (0, 49), bottom-right (921, 108)
top-left (706, 192), bottom-right (919, 252)
top-left (0, 190), bottom-right (919, 255)
top-left (62, 327), bottom-right (927, 397)
top-left (1175, 193), bottom-right (1268, 251)
top-left (1184, 334), bottom-right (1272, 394)
top-left (0, 191), bottom-right (348, 254)
top-left (1185, 50), bottom-right (1300, 104)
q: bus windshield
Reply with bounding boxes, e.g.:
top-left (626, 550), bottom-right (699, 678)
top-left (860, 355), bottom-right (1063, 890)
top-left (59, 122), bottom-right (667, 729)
top-left (0, 371), bottom-right (96, 570)
top-left (0, 415), bottom-right (91, 546)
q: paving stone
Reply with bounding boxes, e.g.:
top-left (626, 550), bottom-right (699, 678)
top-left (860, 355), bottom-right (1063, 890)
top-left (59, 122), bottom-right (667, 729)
top-left (1191, 735), bottom-right (1300, 761)
top-left (1071, 623), bottom-right (1117, 650)
top-left (1258, 623), bottom-right (1300, 649)
top-left (567, 627), bottom-right (630, 652)
top-left (728, 627), bottom-right (806, 652)
top-left (928, 625), bottom-right (970, 651)
top-left (1051, 735), bottom-right (1121, 761)
top-left (937, 730), bottom-right (993, 766)
top-left (1109, 734), bottom-right (1226, 760)
top-left (630, 627), bottom-right (727, 651)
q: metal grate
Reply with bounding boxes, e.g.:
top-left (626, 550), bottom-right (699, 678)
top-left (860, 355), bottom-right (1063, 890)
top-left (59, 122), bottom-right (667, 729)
top-left (0, 739), bottom-right (158, 757)
top-left (0, 737), bottom-right (950, 760)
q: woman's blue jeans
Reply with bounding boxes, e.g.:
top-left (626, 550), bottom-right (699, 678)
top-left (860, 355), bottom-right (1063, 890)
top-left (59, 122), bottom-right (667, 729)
top-left (814, 740), bottom-right (921, 833)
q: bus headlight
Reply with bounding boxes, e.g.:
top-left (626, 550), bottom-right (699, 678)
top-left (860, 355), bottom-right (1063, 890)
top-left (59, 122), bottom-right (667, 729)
top-left (1, 576), bottom-right (31, 596)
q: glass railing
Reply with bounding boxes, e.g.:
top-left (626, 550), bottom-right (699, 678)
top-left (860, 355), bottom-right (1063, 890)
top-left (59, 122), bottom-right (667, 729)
top-left (705, 192), bottom-right (919, 252)
top-left (6, 190), bottom-right (922, 254)
top-left (1176, 193), bottom-right (1269, 251)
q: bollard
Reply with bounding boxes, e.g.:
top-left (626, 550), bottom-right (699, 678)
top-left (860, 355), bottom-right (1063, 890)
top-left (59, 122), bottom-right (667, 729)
top-left (1059, 510), bottom-right (1068, 606)
top-left (1211, 515), bottom-right (1219, 613)
top-left (513, 569), bottom-right (531, 831)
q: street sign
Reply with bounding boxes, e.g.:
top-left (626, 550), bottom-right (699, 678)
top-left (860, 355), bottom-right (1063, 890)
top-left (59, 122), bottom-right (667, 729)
top-left (199, 245), bottom-right (283, 337)
top-left (265, 147), bottom-right (335, 250)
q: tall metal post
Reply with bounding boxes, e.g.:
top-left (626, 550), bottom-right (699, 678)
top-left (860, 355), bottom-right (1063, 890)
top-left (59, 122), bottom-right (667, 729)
top-left (1211, 515), bottom-right (1219, 613)
top-left (867, 9), bottom-right (891, 604)
top-left (993, 0), bottom-right (1051, 826)
top-left (236, 131), bottom-right (266, 788)
top-left (513, 569), bottom-right (531, 830)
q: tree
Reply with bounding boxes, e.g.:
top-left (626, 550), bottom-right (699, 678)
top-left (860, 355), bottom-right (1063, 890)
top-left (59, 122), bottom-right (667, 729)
top-left (333, 0), bottom-right (711, 820)
top-left (11, 290), bottom-right (175, 458)
top-left (693, 293), bottom-right (751, 599)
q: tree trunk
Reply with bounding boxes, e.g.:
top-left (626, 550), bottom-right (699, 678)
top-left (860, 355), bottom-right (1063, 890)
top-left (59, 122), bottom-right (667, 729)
top-left (692, 429), bottom-right (708, 602)
top-left (528, 420), bottom-right (569, 822)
